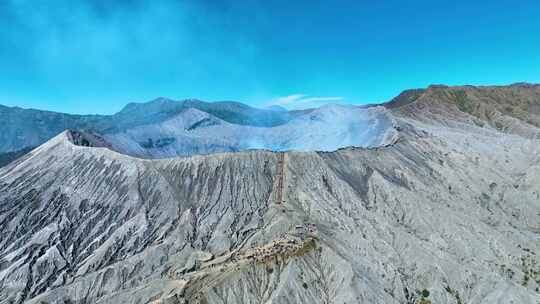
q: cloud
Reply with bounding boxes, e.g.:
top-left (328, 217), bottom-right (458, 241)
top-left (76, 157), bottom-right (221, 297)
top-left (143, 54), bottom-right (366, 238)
top-left (268, 94), bottom-right (345, 109)
top-left (270, 94), bottom-right (307, 106)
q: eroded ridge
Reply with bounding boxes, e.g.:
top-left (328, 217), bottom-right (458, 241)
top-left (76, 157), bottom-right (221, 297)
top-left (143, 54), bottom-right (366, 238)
top-left (158, 225), bottom-right (318, 303)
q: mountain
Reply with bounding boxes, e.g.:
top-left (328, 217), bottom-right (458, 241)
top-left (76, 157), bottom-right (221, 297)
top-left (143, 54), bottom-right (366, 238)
top-left (0, 147), bottom-right (35, 168)
top-left (0, 100), bottom-right (397, 162)
top-left (112, 98), bottom-right (294, 131)
top-left (0, 98), bottom-right (295, 155)
top-left (0, 84), bottom-right (539, 304)
top-left (265, 105), bottom-right (288, 112)
top-left (387, 83), bottom-right (540, 139)
top-left (102, 104), bottom-right (397, 158)
top-left (0, 104), bottom-right (108, 154)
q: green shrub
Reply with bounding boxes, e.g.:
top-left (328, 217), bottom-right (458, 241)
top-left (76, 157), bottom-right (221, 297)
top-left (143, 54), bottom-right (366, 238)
top-left (454, 90), bottom-right (474, 114)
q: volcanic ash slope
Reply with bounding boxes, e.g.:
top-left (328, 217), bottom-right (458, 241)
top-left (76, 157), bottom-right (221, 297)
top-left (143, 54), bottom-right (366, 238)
top-left (0, 86), bottom-right (539, 303)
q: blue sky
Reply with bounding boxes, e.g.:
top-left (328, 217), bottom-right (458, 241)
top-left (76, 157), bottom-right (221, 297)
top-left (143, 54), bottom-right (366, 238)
top-left (1, 0), bottom-right (539, 114)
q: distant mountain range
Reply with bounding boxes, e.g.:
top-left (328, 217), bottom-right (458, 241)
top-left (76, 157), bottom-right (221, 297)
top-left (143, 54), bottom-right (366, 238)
top-left (0, 98), bottom-right (398, 164)
top-left (0, 98), bottom-right (295, 153)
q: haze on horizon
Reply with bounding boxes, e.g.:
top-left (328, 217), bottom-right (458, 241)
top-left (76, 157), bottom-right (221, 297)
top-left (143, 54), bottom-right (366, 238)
top-left (1, 0), bottom-right (539, 114)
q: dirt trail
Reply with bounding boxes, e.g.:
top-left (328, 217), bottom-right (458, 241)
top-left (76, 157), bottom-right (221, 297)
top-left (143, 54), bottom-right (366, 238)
top-left (276, 152), bottom-right (285, 205)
